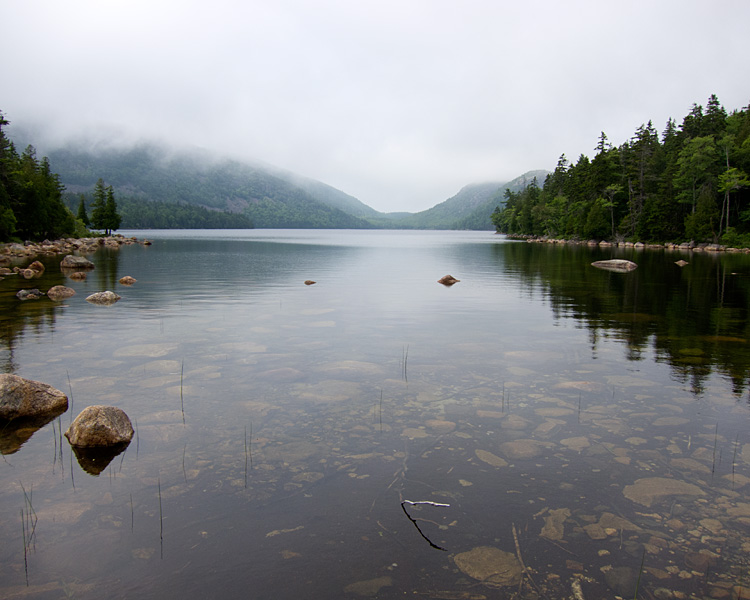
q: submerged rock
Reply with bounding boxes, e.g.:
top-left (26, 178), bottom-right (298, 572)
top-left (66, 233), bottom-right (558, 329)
top-left (86, 291), bottom-right (121, 305)
top-left (0, 373), bottom-right (68, 420)
top-left (437, 274), bottom-right (460, 286)
top-left (453, 546), bottom-right (522, 586)
top-left (623, 477), bottom-right (705, 507)
top-left (591, 259), bottom-right (638, 272)
top-left (68, 271), bottom-right (87, 281)
top-left (16, 288), bottom-right (44, 300)
top-left (65, 405), bottom-right (134, 447)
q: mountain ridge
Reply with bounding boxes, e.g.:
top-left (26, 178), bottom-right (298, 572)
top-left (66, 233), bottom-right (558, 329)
top-left (11, 134), bottom-right (547, 230)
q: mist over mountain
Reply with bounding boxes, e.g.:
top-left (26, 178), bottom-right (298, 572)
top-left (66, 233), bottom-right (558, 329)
top-left (11, 132), bottom-right (546, 230)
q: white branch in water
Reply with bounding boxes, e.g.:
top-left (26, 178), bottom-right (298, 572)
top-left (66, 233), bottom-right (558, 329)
top-left (402, 500), bottom-right (450, 507)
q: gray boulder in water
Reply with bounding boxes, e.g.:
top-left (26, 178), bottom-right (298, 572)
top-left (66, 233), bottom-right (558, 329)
top-left (86, 291), bottom-right (121, 305)
top-left (0, 373), bottom-right (68, 420)
top-left (591, 259), bottom-right (638, 272)
top-left (65, 405), bottom-right (134, 447)
top-left (60, 255), bottom-right (95, 270)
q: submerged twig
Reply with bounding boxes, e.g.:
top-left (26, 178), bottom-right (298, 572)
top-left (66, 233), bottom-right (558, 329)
top-left (400, 500), bottom-right (448, 551)
top-left (512, 522), bottom-right (543, 598)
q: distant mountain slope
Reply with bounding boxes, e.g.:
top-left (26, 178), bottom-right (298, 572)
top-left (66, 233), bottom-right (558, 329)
top-left (26, 136), bottom-right (549, 230)
top-left (387, 170), bottom-right (550, 229)
top-left (453, 170), bottom-right (551, 230)
top-left (45, 143), bottom-right (376, 229)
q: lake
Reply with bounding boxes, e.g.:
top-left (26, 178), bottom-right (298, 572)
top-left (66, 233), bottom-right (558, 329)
top-left (2, 229), bottom-right (750, 599)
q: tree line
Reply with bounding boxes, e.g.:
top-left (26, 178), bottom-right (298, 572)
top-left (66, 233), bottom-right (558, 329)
top-left (0, 111), bottom-right (79, 240)
top-left (491, 95), bottom-right (750, 245)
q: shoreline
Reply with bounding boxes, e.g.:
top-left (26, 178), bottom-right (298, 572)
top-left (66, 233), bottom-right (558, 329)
top-left (0, 234), bottom-right (151, 260)
top-left (503, 233), bottom-right (750, 254)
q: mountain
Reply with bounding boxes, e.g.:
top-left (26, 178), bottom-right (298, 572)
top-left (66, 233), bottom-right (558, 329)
top-left (16, 135), bottom-right (547, 230)
top-left (44, 143), bottom-right (376, 229)
top-left (385, 170), bottom-right (551, 230)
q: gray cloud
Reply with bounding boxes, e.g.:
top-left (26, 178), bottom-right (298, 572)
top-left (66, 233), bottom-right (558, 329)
top-left (3, 0), bottom-right (749, 212)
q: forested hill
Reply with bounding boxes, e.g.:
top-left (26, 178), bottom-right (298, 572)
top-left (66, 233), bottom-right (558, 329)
top-left (492, 95), bottom-right (750, 246)
top-left (379, 170), bottom-right (550, 230)
top-left (45, 143), bottom-right (376, 229)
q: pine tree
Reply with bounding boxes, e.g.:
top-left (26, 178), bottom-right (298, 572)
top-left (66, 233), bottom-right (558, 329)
top-left (90, 178), bottom-right (107, 232)
top-left (104, 185), bottom-right (121, 234)
top-left (77, 193), bottom-right (90, 226)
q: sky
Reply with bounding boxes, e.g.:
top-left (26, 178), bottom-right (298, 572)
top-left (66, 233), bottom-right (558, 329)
top-left (2, 0), bottom-right (749, 213)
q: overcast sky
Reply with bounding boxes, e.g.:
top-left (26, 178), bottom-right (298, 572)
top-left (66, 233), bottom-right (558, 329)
top-left (3, 0), bottom-right (749, 213)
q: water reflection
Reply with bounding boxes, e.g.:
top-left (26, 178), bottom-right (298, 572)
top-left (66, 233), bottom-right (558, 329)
top-left (499, 242), bottom-right (750, 395)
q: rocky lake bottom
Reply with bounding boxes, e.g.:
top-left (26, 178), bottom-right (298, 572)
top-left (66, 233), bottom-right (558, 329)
top-left (1, 229), bottom-right (750, 599)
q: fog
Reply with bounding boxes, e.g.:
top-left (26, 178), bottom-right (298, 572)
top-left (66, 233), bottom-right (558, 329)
top-left (3, 0), bottom-right (749, 212)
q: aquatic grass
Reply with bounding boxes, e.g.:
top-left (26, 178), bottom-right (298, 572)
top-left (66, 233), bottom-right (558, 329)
top-left (244, 426), bottom-right (249, 488)
top-left (712, 423), bottom-right (719, 477)
top-left (180, 359), bottom-right (185, 425)
top-left (20, 481), bottom-right (37, 586)
top-left (401, 345), bottom-right (409, 382)
top-left (66, 370), bottom-right (73, 424)
top-left (633, 547), bottom-right (646, 600)
top-left (158, 477), bottom-right (163, 559)
top-left (182, 444), bottom-right (188, 484)
top-left (130, 493), bottom-right (134, 532)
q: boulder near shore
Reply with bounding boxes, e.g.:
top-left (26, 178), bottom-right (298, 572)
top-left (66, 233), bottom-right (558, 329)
top-left (0, 373), bottom-right (68, 420)
top-left (65, 405), bottom-right (134, 447)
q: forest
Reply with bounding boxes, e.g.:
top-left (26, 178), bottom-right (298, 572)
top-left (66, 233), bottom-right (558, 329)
top-left (0, 112), bottom-right (80, 240)
top-left (491, 95), bottom-right (750, 246)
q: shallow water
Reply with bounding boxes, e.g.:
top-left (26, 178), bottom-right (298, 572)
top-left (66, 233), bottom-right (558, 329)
top-left (2, 230), bottom-right (750, 599)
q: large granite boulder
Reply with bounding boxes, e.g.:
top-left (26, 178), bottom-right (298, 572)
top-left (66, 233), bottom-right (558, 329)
top-left (60, 255), bottom-right (95, 270)
top-left (65, 405), bottom-right (134, 447)
top-left (0, 373), bottom-right (69, 420)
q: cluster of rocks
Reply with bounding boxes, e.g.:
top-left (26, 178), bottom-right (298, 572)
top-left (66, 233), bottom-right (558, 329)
top-left (0, 373), bottom-right (134, 473)
top-left (2, 237), bottom-right (140, 305)
top-left (506, 234), bottom-right (750, 253)
top-left (0, 235), bottom-right (151, 260)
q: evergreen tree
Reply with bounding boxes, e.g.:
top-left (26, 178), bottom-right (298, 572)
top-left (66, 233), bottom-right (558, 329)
top-left (104, 185), bottom-right (121, 234)
top-left (77, 193), bottom-right (90, 226)
top-left (90, 178), bottom-right (107, 231)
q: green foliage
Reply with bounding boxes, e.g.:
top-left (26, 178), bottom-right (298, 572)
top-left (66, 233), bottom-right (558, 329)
top-left (114, 197), bottom-right (253, 229)
top-left (46, 144), bottom-right (373, 229)
top-left (491, 96), bottom-right (750, 244)
top-left (0, 111), bottom-right (78, 241)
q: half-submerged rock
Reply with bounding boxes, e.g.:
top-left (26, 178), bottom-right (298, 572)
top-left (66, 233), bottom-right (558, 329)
top-left (438, 274), bottom-right (460, 286)
top-left (304, 280), bottom-right (316, 285)
top-left (47, 285), bottom-right (76, 301)
top-left (119, 275), bottom-right (137, 285)
top-left (65, 405), bottom-right (134, 447)
top-left (86, 291), bottom-right (121, 305)
top-left (16, 288), bottom-right (44, 300)
top-left (0, 373), bottom-right (68, 420)
top-left (60, 255), bottom-right (95, 270)
top-left (591, 259), bottom-right (638, 273)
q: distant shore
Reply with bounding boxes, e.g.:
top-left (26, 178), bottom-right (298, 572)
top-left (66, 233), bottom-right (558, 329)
top-left (503, 233), bottom-right (750, 254)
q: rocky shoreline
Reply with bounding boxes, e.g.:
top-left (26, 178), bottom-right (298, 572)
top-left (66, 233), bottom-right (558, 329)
top-left (504, 233), bottom-right (750, 253)
top-left (0, 234), bottom-right (151, 261)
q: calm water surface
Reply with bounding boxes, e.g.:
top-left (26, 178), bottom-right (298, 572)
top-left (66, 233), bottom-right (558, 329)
top-left (2, 230), bottom-right (750, 599)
